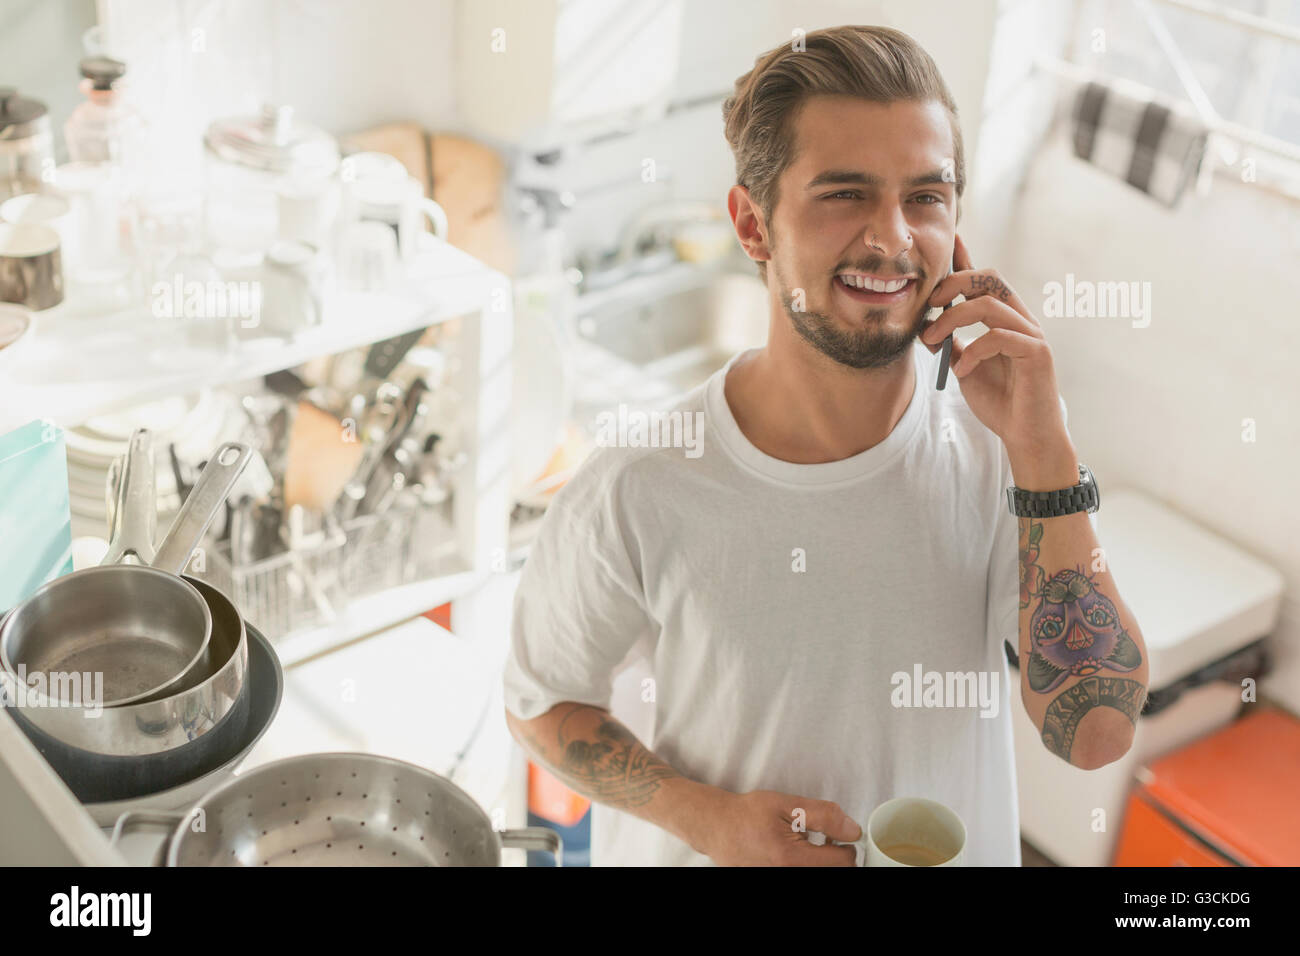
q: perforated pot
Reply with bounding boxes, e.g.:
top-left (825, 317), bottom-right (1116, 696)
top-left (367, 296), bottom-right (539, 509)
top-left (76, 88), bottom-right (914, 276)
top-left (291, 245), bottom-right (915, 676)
top-left (112, 751), bottom-right (562, 867)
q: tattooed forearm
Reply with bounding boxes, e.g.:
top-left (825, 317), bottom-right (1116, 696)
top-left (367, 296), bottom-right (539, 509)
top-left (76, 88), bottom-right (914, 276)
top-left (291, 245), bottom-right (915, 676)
top-left (1018, 512), bottom-right (1149, 766)
top-left (1040, 676), bottom-right (1147, 761)
top-left (556, 705), bottom-right (681, 808)
top-left (1019, 517), bottom-right (1141, 691)
top-left (515, 703), bottom-right (681, 810)
top-left (1024, 567), bottom-right (1142, 692)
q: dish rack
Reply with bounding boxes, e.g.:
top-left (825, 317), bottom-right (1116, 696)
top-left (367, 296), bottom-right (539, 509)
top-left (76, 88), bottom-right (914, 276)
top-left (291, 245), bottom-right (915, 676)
top-left (193, 524), bottom-right (346, 641)
top-left (194, 502), bottom-right (461, 642)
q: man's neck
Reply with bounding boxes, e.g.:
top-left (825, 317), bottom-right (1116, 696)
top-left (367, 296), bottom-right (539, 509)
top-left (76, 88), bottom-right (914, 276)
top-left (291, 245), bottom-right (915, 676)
top-left (723, 322), bottom-right (918, 465)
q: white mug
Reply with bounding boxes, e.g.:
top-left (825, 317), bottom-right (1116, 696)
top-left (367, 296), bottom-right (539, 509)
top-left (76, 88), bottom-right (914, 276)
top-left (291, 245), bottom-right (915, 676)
top-left (340, 152), bottom-right (447, 263)
top-left (849, 796), bottom-right (966, 867)
top-left (0, 193), bottom-right (75, 263)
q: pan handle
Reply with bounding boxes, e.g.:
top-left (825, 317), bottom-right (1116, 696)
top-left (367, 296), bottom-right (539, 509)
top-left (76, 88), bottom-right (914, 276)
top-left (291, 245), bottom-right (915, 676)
top-left (499, 826), bottom-right (564, 867)
top-left (101, 428), bottom-right (158, 566)
top-left (153, 442), bottom-right (253, 576)
top-left (108, 810), bottom-right (185, 857)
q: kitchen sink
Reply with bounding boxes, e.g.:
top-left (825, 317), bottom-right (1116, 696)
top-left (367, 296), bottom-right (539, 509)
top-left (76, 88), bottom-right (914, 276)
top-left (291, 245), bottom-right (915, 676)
top-left (573, 268), bottom-right (768, 399)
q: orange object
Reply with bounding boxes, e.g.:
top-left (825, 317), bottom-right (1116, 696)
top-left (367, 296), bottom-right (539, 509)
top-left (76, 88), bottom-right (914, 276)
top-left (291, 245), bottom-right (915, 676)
top-left (1113, 793), bottom-right (1235, 866)
top-left (1112, 706), bottom-right (1300, 866)
top-left (422, 602), bottom-right (452, 632)
top-left (528, 761), bottom-right (590, 828)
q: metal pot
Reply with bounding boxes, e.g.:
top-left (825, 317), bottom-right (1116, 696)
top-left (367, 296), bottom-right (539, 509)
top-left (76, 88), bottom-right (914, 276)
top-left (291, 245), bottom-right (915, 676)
top-left (0, 440), bottom-right (254, 802)
top-left (84, 623), bottom-right (281, 827)
top-left (111, 752), bottom-right (563, 866)
top-left (0, 429), bottom-right (213, 707)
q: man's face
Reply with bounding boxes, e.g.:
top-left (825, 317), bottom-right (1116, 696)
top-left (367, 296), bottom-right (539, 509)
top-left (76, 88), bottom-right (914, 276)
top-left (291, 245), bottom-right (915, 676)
top-left (765, 96), bottom-right (958, 370)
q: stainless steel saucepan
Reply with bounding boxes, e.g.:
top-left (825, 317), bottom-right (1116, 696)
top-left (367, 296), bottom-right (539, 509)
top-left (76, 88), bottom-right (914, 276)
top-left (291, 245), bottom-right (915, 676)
top-left (84, 622), bottom-right (282, 826)
top-left (0, 439), bottom-right (254, 803)
top-left (0, 429), bottom-right (213, 707)
top-left (111, 752), bottom-right (563, 866)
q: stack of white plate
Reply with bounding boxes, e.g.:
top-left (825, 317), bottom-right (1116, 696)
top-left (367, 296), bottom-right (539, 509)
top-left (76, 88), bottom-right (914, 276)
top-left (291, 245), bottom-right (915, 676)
top-left (65, 390), bottom-right (238, 539)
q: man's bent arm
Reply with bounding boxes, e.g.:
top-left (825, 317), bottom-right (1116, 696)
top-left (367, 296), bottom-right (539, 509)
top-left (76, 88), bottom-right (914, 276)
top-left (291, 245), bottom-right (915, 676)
top-left (1011, 440), bottom-right (1150, 770)
top-left (505, 702), bottom-right (715, 851)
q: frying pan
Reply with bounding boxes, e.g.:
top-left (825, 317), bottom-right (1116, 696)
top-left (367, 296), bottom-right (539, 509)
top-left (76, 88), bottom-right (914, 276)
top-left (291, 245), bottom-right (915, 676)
top-left (0, 441), bottom-right (254, 801)
top-left (111, 752), bottom-right (563, 867)
top-left (0, 429), bottom-right (213, 707)
top-left (84, 623), bottom-right (282, 827)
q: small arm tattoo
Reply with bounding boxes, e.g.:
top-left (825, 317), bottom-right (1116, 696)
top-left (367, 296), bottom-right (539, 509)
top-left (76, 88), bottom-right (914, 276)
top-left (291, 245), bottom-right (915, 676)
top-left (529, 704), bottom-right (680, 809)
top-left (1040, 676), bottom-right (1147, 761)
top-left (970, 273), bottom-right (1013, 302)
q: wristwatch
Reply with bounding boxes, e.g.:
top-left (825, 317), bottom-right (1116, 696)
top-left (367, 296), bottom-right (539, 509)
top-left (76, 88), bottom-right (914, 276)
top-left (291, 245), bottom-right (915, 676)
top-left (1006, 463), bottom-right (1099, 517)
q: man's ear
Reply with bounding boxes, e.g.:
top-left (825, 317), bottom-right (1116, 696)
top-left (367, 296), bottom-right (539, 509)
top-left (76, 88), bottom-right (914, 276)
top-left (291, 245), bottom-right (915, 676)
top-left (727, 184), bottom-right (771, 266)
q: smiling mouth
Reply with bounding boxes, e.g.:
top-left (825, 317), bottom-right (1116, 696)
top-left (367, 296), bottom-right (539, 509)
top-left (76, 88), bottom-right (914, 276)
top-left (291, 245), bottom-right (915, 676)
top-left (834, 274), bottom-right (916, 302)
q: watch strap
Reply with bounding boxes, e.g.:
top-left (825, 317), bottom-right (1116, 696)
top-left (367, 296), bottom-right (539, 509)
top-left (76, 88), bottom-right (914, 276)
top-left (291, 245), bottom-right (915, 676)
top-left (1006, 464), bottom-right (1098, 517)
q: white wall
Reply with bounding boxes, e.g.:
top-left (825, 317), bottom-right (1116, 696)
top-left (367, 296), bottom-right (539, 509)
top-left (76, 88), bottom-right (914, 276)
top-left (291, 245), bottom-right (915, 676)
top-left (100, 0), bottom-right (461, 135)
top-left (1002, 128), bottom-right (1300, 710)
top-left (522, 0), bottom-right (999, 268)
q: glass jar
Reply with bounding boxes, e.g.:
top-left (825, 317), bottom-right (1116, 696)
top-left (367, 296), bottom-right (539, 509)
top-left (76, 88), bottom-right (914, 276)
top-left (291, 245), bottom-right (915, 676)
top-left (203, 105), bottom-right (339, 264)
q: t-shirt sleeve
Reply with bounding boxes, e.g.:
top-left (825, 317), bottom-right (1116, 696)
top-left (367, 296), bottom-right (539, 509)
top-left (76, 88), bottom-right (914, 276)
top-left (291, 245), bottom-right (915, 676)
top-left (503, 452), bottom-right (657, 721)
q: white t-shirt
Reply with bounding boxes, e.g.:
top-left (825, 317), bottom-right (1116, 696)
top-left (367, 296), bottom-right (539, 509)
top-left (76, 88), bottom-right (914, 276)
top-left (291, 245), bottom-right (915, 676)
top-left (504, 340), bottom-right (1046, 867)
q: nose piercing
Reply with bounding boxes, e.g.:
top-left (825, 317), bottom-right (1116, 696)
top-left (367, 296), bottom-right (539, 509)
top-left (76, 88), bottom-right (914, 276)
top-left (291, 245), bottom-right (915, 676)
top-left (869, 233), bottom-right (912, 254)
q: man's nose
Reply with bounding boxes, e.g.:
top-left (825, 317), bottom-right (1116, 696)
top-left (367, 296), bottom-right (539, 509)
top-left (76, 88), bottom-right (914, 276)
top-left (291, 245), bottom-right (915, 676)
top-left (862, 209), bottom-right (913, 259)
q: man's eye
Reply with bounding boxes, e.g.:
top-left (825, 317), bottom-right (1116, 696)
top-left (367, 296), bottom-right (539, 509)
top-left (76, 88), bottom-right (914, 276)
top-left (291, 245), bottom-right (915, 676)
top-left (827, 191), bottom-right (859, 200)
top-left (912, 194), bottom-right (941, 204)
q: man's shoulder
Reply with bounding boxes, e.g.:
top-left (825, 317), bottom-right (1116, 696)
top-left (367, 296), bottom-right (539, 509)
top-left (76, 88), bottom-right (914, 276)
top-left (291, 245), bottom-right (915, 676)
top-left (549, 387), bottom-right (714, 518)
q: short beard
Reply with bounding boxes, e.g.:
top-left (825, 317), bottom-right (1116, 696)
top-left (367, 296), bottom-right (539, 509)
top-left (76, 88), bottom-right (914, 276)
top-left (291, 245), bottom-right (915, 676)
top-left (781, 275), bottom-right (932, 370)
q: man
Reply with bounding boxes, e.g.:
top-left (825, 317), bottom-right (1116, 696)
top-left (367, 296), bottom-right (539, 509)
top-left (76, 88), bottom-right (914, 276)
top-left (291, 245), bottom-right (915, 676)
top-left (503, 24), bottom-right (1149, 866)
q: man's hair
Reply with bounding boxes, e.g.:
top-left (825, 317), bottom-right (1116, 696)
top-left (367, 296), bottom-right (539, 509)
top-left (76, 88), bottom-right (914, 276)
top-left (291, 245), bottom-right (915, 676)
top-left (722, 25), bottom-right (965, 283)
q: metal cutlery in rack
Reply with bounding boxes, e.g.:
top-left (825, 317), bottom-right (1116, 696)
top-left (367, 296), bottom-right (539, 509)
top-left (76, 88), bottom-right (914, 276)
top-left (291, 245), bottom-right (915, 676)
top-left (186, 335), bottom-right (469, 640)
top-left (196, 481), bottom-right (464, 640)
top-left (192, 506), bottom-right (346, 641)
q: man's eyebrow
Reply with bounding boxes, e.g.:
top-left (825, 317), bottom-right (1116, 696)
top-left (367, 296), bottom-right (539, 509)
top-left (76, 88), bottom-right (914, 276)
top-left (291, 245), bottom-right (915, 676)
top-left (804, 168), bottom-right (955, 190)
top-left (805, 169), bottom-right (881, 190)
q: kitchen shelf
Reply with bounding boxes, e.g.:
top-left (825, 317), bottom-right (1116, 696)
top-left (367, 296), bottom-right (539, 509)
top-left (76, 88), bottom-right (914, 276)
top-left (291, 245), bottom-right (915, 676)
top-left (0, 236), bottom-right (510, 433)
top-left (273, 566), bottom-right (490, 668)
top-left (1, 231), bottom-right (514, 669)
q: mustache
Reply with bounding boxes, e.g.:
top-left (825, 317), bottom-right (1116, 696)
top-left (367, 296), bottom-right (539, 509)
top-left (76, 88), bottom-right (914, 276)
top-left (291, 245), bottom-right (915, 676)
top-left (835, 254), bottom-right (926, 278)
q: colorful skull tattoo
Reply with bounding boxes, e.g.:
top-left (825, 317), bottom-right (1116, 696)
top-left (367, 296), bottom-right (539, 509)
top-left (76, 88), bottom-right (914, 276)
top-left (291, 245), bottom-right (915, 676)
top-left (1027, 569), bottom-right (1141, 692)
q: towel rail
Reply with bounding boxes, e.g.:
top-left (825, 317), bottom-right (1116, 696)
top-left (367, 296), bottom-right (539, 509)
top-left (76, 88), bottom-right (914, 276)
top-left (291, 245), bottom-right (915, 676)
top-left (1148, 0), bottom-right (1300, 47)
top-left (1032, 55), bottom-right (1300, 166)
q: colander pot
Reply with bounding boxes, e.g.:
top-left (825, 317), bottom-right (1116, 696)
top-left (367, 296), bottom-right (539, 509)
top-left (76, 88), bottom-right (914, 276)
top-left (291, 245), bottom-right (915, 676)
top-left (111, 751), bottom-right (562, 866)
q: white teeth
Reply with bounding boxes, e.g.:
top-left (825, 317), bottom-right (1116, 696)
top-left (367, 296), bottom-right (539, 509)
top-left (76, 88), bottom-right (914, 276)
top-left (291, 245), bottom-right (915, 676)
top-left (839, 275), bottom-right (909, 293)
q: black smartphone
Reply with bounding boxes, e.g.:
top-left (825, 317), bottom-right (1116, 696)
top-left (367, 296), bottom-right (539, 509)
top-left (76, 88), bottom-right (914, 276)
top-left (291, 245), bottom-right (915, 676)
top-left (934, 256), bottom-right (957, 391)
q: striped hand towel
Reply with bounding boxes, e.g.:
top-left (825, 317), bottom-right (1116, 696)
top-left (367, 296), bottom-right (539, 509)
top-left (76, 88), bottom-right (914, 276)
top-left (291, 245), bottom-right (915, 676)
top-left (1072, 78), bottom-right (1209, 207)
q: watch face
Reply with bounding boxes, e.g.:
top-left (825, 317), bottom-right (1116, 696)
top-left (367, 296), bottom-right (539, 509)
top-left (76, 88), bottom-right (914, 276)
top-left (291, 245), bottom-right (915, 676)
top-left (1083, 464), bottom-right (1099, 511)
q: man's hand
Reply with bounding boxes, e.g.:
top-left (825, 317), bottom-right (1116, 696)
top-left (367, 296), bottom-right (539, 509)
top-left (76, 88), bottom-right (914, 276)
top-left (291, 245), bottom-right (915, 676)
top-left (690, 787), bottom-right (862, 866)
top-left (920, 233), bottom-right (1071, 467)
